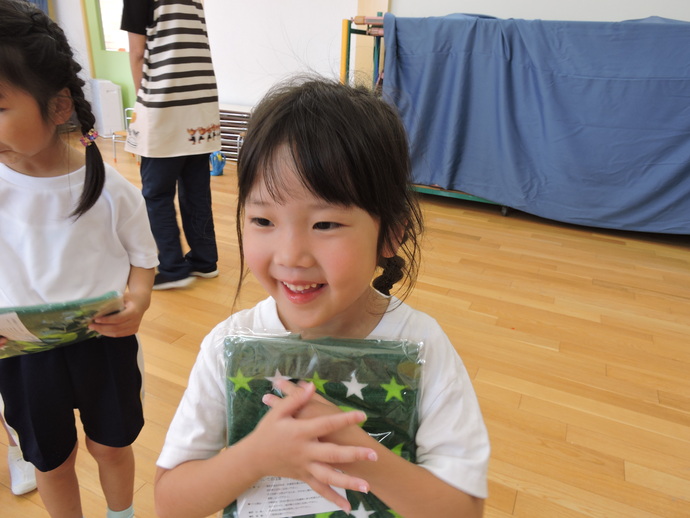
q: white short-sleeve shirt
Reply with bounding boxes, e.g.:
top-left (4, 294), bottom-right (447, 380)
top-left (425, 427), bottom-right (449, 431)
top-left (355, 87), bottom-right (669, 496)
top-left (0, 162), bottom-right (158, 306)
top-left (157, 297), bottom-right (490, 498)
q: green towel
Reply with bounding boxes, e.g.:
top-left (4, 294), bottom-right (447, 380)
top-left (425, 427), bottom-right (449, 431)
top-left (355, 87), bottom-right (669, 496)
top-left (224, 334), bottom-right (423, 518)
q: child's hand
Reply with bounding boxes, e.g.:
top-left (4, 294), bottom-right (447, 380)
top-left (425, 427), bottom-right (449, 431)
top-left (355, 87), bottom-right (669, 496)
top-left (250, 379), bottom-right (377, 514)
top-left (89, 266), bottom-right (153, 338)
top-left (0, 336), bottom-right (7, 348)
top-left (290, 380), bottom-right (345, 419)
top-left (88, 291), bottom-right (148, 338)
top-left (270, 380), bottom-right (374, 465)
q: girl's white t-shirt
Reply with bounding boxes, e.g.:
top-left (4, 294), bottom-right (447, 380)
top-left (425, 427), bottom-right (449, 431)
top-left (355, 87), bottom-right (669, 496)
top-left (0, 162), bottom-right (158, 306)
top-left (157, 296), bottom-right (490, 499)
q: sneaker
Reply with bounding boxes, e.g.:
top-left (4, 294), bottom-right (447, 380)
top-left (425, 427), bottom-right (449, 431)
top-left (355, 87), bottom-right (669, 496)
top-left (190, 268), bottom-right (219, 279)
top-left (152, 274), bottom-right (195, 291)
top-left (7, 445), bottom-right (37, 495)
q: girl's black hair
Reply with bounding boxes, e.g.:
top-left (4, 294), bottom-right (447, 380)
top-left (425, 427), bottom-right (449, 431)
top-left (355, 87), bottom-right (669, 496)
top-left (236, 77), bottom-right (424, 304)
top-left (0, 0), bottom-right (105, 217)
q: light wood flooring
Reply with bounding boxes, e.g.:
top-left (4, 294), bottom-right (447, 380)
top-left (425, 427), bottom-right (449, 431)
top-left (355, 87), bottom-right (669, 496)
top-left (1, 136), bottom-right (689, 517)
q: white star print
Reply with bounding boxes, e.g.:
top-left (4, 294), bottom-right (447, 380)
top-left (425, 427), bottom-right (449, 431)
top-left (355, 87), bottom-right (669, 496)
top-left (343, 372), bottom-right (367, 399)
top-left (265, 369), bottom-right (291, 389)
top-left (349, 503), bottom-right (376, 518)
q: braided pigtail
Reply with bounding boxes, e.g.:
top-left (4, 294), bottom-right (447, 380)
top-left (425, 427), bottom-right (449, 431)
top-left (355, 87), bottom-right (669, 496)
top-left (372, 255), bottom-right (406, 296)
top-left (41, 10), bottom-right (106, 218)
top-left (70, 85), bottom-right (105, 218)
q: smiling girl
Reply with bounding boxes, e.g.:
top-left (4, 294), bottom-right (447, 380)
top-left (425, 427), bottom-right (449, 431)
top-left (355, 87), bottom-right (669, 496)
top-left (154, 77), bottom-right (490, 518)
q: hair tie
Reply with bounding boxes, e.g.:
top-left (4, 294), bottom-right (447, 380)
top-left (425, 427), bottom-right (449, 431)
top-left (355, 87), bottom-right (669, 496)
top-left (80, 129), bottom-right (98, 147)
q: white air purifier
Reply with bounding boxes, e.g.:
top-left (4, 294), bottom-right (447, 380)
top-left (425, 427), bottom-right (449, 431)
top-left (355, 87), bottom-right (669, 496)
top-left (90, 78), bottom-right (124, 138)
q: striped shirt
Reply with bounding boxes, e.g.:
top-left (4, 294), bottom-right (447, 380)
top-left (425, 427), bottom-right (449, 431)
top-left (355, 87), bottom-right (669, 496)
top-left (123, 0), bottom-right (220, 158)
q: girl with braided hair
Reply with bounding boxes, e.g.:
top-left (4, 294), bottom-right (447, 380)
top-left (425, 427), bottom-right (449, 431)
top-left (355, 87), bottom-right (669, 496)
top-left (154, 77), bottom-right (489, 518)
top-left (0, 1), bottom-right (158, 516)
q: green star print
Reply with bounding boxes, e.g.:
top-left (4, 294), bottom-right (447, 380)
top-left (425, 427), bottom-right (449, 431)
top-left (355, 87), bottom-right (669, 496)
top-left (381, 376), bottom-right (406, 402)
top-left (228, 369), bottom-right (253, 392)
top-left (306, 371), bottom-right (329, 393)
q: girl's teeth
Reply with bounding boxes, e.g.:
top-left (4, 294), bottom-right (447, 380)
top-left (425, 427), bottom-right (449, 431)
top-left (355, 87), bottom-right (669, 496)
top-left (284, 282), bottom-right (319, 292)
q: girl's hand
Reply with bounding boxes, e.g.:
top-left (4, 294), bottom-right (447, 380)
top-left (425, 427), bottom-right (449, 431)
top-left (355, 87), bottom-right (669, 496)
top-left (88, 291), bottom-right (147, 337)
top-left (249, 379), bottom-right (377, 514)
top-left (89, 266), bottom-right (154, 338)
top-left (0, 336), bottom-right (7, 348)
top-left (267, 380), bottom-right (375, 466)
top-left (262, 379), bottom-right (349, 424)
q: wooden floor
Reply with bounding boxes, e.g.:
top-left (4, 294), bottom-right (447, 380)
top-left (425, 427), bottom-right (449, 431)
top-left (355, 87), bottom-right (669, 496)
top-left (1, 136), bottom-right (689, 517)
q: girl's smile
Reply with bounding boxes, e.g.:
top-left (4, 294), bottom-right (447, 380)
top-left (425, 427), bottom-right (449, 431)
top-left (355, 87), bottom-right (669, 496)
top-left (282, 281), bottom-right (322, 292)
top-left (281, 281), bottom-right (324, 302)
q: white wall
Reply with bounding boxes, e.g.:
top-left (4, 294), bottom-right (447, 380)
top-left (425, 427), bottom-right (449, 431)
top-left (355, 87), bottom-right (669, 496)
top-left (55, 0), bottom-right (93, 101)
top-left (205, 0), bottom-right (356, 107)
top-left (389, 0), bottom-right (690, 22)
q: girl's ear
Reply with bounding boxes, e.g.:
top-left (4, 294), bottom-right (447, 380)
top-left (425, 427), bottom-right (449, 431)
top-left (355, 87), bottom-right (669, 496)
top-left (50, 88), bottom-right (74, 126)
top-left (381, 222), bottom-right (407, 258)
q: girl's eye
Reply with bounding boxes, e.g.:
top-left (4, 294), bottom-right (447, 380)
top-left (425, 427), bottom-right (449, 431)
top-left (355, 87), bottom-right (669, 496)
top-left (313, 221), bottom-right (341, 230)
top-left (250, 217), bottom-right (272, 227)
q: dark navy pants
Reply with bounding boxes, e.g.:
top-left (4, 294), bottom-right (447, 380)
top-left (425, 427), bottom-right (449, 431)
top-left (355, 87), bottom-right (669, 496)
top-left (140, 154), bottom-right (218, 279)
top-left (0, 335), bottom-right (144, 472)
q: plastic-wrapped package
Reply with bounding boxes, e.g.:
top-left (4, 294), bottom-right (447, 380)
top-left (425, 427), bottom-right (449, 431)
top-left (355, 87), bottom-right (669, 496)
top-left (223, 332), bottom-right (424, 518)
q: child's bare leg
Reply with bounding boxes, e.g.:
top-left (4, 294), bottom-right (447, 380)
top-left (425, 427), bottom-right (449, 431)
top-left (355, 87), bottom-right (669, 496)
top-left (35, 443), bottom-right (82, 518)
top-left (86, 437), bottom-right (135, 512)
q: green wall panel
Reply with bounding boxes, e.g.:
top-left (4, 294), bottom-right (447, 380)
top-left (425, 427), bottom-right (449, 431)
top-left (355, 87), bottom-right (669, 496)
top-left (83, 0), bottom-right (136, 109)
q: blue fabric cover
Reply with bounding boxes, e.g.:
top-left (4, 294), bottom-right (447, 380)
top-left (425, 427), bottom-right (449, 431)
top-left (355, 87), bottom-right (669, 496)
top-left (383, 14), bottom-right (690, 234)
